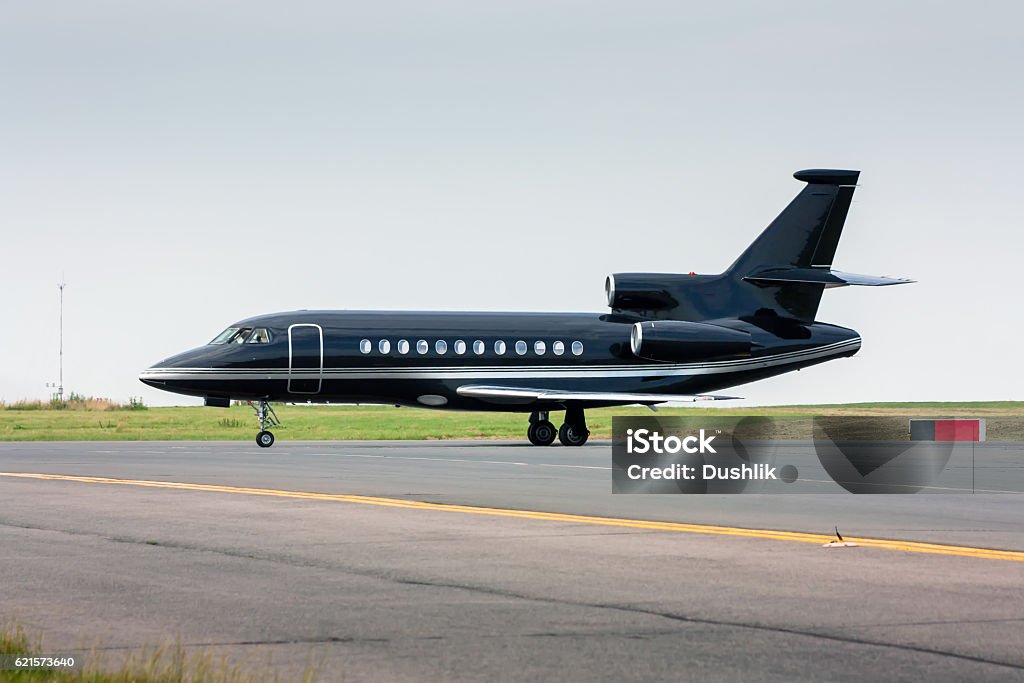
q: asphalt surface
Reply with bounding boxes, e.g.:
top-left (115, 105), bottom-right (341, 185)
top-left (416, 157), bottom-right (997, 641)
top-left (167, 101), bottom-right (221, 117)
top-left (2, 440), bottom-right (1024, 682)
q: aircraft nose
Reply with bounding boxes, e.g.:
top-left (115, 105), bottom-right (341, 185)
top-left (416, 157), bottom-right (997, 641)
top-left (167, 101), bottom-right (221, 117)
top-left (138, 347), bottom-right (210, 389)
top-left (139, 360), bottom-right (173, 388)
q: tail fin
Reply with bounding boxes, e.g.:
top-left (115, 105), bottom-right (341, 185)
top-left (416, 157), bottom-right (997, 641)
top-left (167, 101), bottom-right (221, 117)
top-left (729, 169), bottom-right (859, 276)
top-left (727, 169), bottom-right (860, 320)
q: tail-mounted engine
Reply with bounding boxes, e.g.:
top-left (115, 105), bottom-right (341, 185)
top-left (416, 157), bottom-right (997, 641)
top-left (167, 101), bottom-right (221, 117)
top-left (605, 274), bottom-right (683, 311)
top-left (630, 320), bottom-right (753, 362)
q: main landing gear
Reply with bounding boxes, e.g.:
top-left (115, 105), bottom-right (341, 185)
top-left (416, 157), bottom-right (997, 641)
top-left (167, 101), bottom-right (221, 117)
top-left (527, 411), bottom-right (557, 446)
top-left (250, 400), bottom-right (281, 448)
top-left (527, 406), bottom-right (589, 447)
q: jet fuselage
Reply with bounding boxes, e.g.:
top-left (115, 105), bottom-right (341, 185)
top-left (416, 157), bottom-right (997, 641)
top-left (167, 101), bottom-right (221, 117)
top-left (139, 310), bottom-right (860, 411)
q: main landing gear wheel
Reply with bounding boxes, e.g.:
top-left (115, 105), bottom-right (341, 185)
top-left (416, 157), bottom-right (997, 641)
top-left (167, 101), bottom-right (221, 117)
top-left (558, 404), bottom-right (589, 447)
top-left (558, 423), bottom-right (589, 447)
top-left (528, 421), bottom-right (557, 446)
top-left (527, 411), bottom-right (557, 446)
top-left (249, 400), bottom-right (282, 448)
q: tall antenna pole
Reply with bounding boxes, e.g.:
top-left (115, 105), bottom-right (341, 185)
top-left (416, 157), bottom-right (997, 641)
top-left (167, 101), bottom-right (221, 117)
top-left (57, 276), bottom-right (66, 402)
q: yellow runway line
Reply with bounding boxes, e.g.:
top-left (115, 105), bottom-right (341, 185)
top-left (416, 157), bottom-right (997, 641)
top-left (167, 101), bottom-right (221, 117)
top-left (3, 471), bottom-right (1024, 562)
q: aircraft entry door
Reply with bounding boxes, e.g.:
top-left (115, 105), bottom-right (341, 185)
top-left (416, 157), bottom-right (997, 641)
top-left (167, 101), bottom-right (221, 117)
top-left (288, 324), bottom-right (323, 394)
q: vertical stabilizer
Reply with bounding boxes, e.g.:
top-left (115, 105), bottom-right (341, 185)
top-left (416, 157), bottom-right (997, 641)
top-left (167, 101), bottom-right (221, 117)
top-left (729, 169), bottom-right (859, 274)
top-left (726, 169), bottom-right (859, 320)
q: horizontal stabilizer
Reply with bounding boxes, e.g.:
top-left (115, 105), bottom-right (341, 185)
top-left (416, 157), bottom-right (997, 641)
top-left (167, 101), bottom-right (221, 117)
top-left (744, 267), bottom-right (914, 289)
top-left (457, 385), bottom-right (740, 405)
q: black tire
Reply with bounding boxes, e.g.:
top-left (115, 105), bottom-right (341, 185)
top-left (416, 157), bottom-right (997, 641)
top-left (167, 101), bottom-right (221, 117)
top-left (527, 421), bottom-right (557, 446)
top-left (256, 430), bottom-right (275, 448)
top-left (558, 423), bottom-right (589, 447)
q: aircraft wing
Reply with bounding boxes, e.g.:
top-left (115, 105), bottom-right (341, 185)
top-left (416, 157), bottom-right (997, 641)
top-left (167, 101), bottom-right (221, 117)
top-left (456, 385), bottom-right (740, 405)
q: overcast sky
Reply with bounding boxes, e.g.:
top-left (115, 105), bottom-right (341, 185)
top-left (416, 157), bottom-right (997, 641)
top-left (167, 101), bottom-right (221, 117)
top-left (1, 1), bottom-right (1020, 407)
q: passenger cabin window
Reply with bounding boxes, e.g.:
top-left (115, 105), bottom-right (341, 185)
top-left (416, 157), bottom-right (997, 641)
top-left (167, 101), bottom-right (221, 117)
top-left (553, 341), bottom-right (565, 356)
top-left (572, 341), bottom-right (584, 356)
top-left (534, 341), bottom-right (546, 355)
top-left (494, 340), bottom-right (506, 355)
top-left (360, 339), bottom-right (372, 354)
top-left (454, 340), bottom-right (466, 355)
top-left (473, 340), bottom-right (485, 355)
top-left (515, 340), bottom-right (527, 355)
top-left (398, 339), bottom-right (410, 354)
top-left (378, 339), bottom-right (391, 354)
top-left (246, 328), bottom-right (271, 344)
top-left (417, 340), bottom-right (429, 354)
top-left (436, 340), bottom-right (447, 354)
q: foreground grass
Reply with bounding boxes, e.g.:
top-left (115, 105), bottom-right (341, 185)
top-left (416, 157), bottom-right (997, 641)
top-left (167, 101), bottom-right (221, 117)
top-left (0, 624), bottom-right (311, 683)
top-left (1, 402), bottom-right (1023, 441)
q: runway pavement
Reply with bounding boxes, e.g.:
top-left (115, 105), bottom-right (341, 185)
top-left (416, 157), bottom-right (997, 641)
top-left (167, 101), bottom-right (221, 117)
top-left (2, 440), bottom-right (1024, 681)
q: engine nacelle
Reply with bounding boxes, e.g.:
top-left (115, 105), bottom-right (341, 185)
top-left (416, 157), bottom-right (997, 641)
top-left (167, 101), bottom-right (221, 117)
top-left (605, 274), bottom-right (679, 310)
top-left (630, 320), bottom-right (753, 362)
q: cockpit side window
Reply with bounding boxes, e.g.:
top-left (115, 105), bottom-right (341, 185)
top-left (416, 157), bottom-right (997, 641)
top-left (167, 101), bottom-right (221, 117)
top-left (246, 328), bottom-right (271, 344)
top-left (231, 328), bottom-right (253, 344)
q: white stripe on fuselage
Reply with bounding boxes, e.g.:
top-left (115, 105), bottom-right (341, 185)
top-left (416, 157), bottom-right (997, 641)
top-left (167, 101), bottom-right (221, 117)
top-left (139, 338), bottom-right (860, 381)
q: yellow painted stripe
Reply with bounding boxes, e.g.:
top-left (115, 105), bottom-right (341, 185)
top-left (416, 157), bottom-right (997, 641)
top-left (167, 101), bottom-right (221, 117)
top-left (3, 471), bottom-right (1023, 562)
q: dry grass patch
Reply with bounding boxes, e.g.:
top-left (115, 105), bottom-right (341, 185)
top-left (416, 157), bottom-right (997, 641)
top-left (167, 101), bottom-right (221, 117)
top-left (0, 624), bottom-right (317, 683)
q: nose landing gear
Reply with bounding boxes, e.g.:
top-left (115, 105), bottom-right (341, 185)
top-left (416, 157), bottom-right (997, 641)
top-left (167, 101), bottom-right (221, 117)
top-left (250, 400), bottom-right (281, 448)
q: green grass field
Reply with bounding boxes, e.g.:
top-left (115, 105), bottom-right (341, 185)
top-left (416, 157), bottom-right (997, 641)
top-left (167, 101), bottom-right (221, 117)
top-left (2, 402), bottom-right (1023, 441)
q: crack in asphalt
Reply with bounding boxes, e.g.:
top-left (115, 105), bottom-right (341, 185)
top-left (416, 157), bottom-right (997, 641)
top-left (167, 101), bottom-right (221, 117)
top-left (73, 629), bottom-right (691, 652)
top-left (3, 518), bottom-right (1024, 672)
top-left (392, 577), bottom-right (1024, 672)
top-left (846, 616), bottom-right (1024, 628)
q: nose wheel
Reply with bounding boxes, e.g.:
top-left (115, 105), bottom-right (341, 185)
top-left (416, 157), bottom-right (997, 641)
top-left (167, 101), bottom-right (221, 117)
top-left (249, 400), bottom-right (281, 448)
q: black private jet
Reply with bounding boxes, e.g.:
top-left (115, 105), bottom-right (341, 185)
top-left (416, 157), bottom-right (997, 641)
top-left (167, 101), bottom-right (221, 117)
top-left (140, 169), bottom-right (910, 447)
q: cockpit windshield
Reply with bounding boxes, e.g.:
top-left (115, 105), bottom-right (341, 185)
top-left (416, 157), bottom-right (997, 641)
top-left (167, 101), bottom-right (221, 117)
top-left (210, 328), bottom-right (242, 344)
top-left (209, 327), bottom-right (272, 345)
